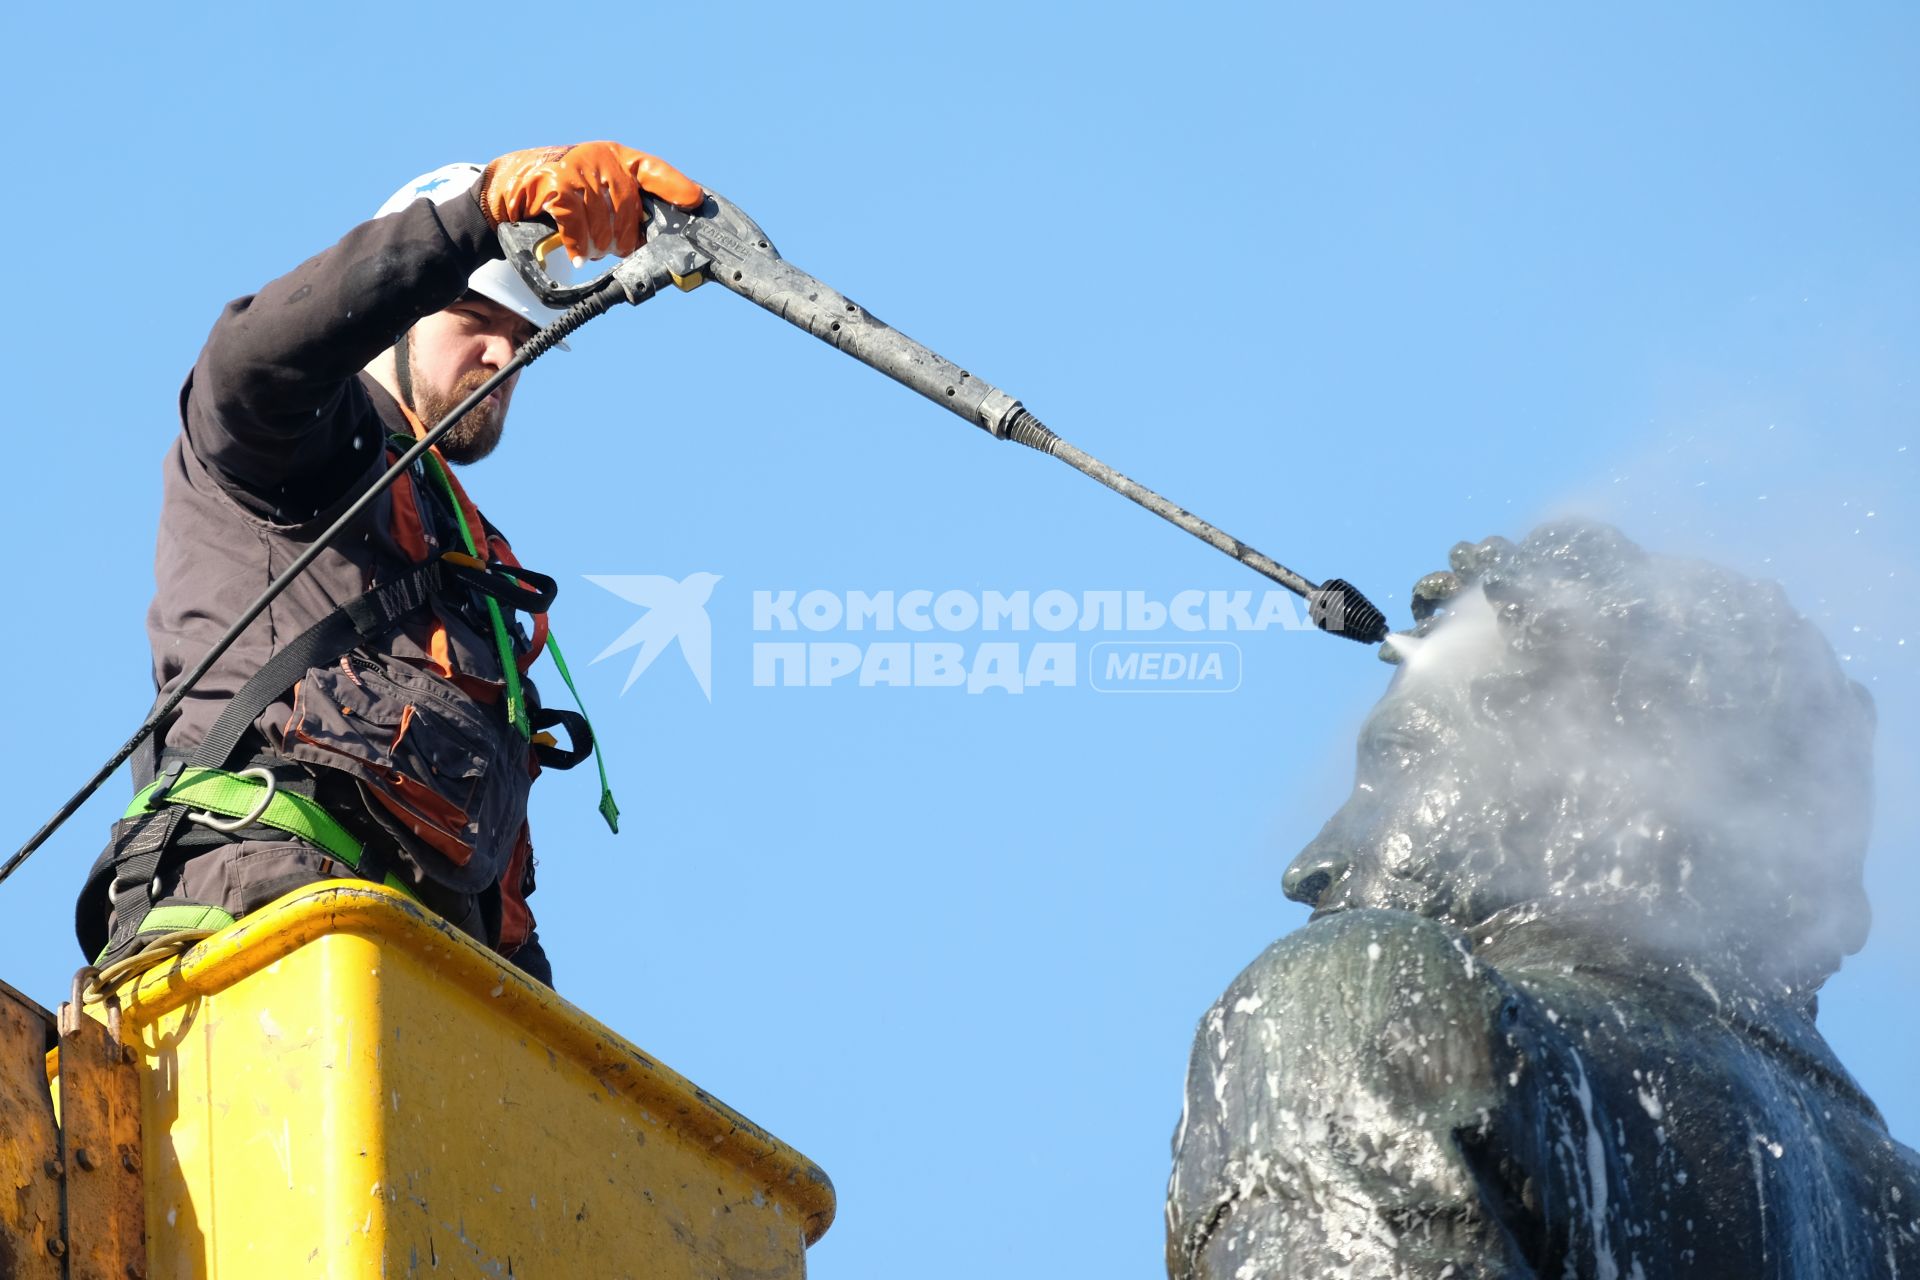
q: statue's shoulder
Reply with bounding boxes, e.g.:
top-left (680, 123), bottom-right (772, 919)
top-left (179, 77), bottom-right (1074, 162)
top-left (1169, 909), bottom-right (1531, 1278)
top-left (1171, 909), bottom-right (1920, 1280)
top-left (1212, 907), bottom-right (1517, 1088)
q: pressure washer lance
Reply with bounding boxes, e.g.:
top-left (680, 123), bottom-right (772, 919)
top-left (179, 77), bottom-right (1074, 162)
top-left (4, 190), bottom-right (1389, 888)
top-left (498, 192), bottom-right (1390, 648)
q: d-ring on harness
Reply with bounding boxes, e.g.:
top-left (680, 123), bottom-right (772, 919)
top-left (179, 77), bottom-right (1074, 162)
top-left (187, 766), bottom-right (276, 833)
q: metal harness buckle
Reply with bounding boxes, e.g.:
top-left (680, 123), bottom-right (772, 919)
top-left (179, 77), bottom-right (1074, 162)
top-left (187, 766), bottom-right (278, 833)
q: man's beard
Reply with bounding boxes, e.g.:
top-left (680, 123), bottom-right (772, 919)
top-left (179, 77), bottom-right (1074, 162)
top-left (412, 363), bottom-right (506, 465)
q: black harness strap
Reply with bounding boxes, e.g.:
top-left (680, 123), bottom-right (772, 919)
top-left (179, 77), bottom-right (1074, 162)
top-left (78, 561), bottom-right (447, 960)
top-left (82, 542), bottom-right (562, 961)
top-left (182, 563), bottom-right (443, 779)
top-left (391, 335), bottom-right (416, 411)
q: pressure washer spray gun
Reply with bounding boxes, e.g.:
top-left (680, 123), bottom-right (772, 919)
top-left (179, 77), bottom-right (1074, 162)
top-left (2, 187), bottom-right (1392, 884)
top-left (498, 192), bottom-right (1391, 647)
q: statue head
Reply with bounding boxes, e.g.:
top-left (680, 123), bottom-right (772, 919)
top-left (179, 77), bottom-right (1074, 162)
top-left (1283, 522), bottom-right (1876, 992)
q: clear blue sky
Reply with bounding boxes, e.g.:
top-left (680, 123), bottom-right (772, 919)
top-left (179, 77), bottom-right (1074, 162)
top-left (2, 5), bottom-right (1914, 1275)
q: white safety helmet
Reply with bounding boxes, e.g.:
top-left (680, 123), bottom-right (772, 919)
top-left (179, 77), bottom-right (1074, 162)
top-left (375, 162), bottom-right (571, 335)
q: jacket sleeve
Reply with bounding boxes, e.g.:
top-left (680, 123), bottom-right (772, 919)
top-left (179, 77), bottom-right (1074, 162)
top-left (181, 191), bottom-right (503, 515)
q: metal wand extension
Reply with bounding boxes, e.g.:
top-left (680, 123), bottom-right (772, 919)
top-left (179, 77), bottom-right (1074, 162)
top-left (499, 193), bottom-right (1391, 645)
top-left (997, 408), bottom-right (1388, 644)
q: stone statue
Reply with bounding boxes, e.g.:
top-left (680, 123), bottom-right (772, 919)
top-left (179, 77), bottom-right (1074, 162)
top-left (1166, 523), bottom-right (1919, 1279)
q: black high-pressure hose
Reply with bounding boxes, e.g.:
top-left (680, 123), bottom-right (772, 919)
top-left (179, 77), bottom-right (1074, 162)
top-left (14, 189), bottom-right (1399, 891)
top-left (0, 281), bottom-right (623, 889)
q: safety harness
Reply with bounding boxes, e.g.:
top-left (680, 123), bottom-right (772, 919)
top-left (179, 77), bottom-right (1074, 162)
top-left (77, 432), bottom-right (617, 963)
top-left (387, 338), bottom-right (616, 826)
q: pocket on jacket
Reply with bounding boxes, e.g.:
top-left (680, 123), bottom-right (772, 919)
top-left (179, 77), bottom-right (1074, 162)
top-left (281, 654), bottom-right (528, 891)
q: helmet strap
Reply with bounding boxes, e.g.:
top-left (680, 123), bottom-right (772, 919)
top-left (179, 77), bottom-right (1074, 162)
top-left (391, 332), bottom-right (416, 412)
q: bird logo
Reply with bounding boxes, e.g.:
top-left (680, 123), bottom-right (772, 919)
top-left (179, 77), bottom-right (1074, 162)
top-left (585, 573), bottom-right (722, 700)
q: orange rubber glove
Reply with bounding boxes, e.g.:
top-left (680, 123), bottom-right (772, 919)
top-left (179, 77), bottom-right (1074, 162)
top-left (476, 142), bottom-right (703, 263)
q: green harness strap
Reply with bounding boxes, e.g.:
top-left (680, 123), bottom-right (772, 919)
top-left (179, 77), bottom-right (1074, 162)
top-left (109, 768), bottom-right (420, 960)
top-left (126, 768), bottom-right (417, 899)
top-left (421, 451), bottom-right (531, 738)
top-left (417, 450), bottom-right (619, 835)
top-left (134, 903), bottom-right (238, 935)
top-left (109, 457), bottom-right (625, 957)
top-left (129, 769), bottom-right (357, 858)
top-left (543, 634), bottom-right (620, 834)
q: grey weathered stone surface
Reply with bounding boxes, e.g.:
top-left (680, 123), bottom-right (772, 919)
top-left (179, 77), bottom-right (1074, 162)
top-left (1168, 523), bottom-right (1920, 1279)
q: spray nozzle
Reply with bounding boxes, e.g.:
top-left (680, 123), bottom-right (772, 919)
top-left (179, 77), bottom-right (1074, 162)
top-left (1307, 579), bottom-right (1390, 645)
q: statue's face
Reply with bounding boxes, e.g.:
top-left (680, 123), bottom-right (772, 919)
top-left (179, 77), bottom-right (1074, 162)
top-left (1279, 529), bottom-right (1873, 992)
top-left (1283, 592), bottom-right (1547, 926)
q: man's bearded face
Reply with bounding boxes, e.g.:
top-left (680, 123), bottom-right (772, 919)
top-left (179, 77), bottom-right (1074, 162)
top-left (413, 358), bottom-right (508, 464)
top-left (404, 295), bottom-right (534, 464)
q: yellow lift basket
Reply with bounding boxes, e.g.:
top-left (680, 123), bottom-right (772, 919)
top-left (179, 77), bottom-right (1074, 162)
top-left (48, 881), bottom-right (834, 1279)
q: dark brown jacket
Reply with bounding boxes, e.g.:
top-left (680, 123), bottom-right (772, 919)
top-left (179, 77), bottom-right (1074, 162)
top-left (134, 191), bottom-right (547, 972)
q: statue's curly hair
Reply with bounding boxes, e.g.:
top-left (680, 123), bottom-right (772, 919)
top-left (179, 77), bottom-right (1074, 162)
top-left (1406, 521), bottom-right (1875, 990)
